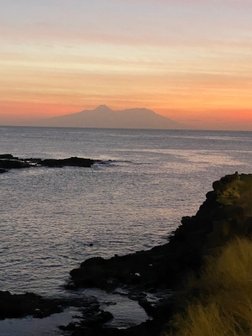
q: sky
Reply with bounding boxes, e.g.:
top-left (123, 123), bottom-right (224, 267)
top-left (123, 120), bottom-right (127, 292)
top-left (0, 0), bottom-right (252, 130)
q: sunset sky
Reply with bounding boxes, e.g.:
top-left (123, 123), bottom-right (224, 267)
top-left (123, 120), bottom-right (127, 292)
top-left (1, 0), bottom-right (252, 129)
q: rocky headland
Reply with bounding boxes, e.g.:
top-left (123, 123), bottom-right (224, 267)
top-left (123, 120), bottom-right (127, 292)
top-left (1, 170), bottom-right (252, 335)
top-left (69, 173), bottom-right (252, 291)
top-left (66, 173), bottom-right (252, 335)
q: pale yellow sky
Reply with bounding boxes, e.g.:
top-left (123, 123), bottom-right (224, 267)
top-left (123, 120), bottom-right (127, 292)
top-left (0, 0), bottom-right (252, 129)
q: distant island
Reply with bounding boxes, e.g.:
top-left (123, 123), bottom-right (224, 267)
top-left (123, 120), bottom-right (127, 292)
top-left (39, 105), bottom-right (182, 129)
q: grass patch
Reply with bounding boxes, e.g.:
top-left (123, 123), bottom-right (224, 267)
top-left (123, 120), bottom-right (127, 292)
top-left (166, 238), bottom-right (252, 336)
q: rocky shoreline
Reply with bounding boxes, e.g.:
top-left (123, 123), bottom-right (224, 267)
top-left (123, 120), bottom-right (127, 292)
top-left (1, 167), bottom-right (251, 335)
top-left (69, 172), bottom-right (249, 291)
top-left (64, 172), bottom-right (252, 335)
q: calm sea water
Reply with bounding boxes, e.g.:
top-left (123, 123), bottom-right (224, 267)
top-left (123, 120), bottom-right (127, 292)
top-left (1, 127), bottom-right (252, 297)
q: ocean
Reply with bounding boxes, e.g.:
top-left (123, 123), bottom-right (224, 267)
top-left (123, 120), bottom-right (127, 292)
top-left (1, 126), bottom-right (252, 335)
top-left (1, 126), bottom-right (252, 298)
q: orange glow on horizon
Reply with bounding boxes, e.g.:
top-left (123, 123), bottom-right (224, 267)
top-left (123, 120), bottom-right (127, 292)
top-left (1, 1), bottom-right (252, 130)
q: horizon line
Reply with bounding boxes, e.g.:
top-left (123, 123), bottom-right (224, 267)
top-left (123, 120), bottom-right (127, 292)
top-left (1, 124), bottom-right (252, 133)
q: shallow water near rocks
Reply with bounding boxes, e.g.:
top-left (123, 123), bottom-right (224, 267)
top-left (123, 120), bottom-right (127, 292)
top-left (84, 289), bottom-right (150, 328)
top-left (0, 289), bottom-right (149, 335)
top-left (0, 308), bottom-right (78, 336)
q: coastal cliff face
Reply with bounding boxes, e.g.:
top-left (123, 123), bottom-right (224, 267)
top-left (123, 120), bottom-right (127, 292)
top-left (69, 173), bottom-right (252, 292)
top-left (168, 173), bottom-right (252, 272)
top-left (66, 173), bottom-right (252, 335)
top-left (165, 175), bottom-right (252, 336)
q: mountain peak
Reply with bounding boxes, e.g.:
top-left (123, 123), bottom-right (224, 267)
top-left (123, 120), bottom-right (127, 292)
top-left (94, 105), bottom-right (112, 112)
top-left (42, 106), bottom-right (182, 129)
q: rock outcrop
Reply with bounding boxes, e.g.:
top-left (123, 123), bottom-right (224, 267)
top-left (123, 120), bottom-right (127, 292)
top-left (0, 154), bottom-right (101, 173)
top-left (66, 173), bottom-right (252, 335)
top-left (0, 291), bottom-right (63, 319)
top-left (40, 157), bottom-right (97, 168)
top-left (69, 173), bottom-right (252, 292)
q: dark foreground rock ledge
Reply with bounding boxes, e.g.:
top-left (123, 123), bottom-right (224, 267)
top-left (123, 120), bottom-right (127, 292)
top-left (67, 173), bottom-right (252, 335)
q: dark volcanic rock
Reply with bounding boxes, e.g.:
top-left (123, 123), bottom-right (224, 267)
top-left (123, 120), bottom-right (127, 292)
top-left (0, 159), bottom-right (31, 169)
top-left (68, 247), bottom-right (170, 290)
top-left (0, 291), bottom-right (63, 319)
top-left (0, 154), bottom-right (17, 159)
top-left (40, 157), bottom-right (97, 168)
top-left (0, 154), bottom-right (100, 172)
top-left (0, 290), bottom-right (101, 320)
